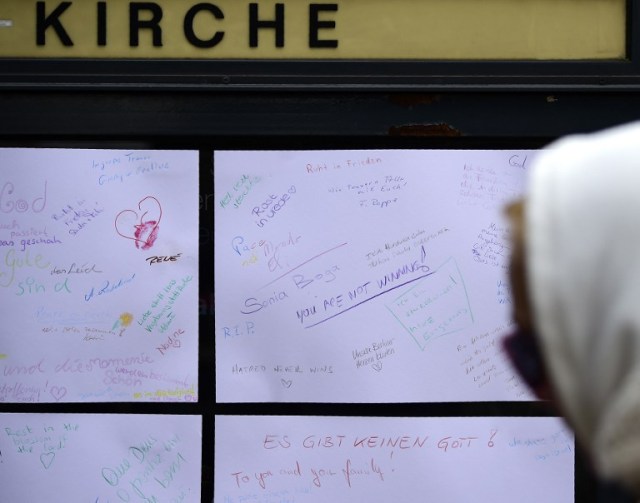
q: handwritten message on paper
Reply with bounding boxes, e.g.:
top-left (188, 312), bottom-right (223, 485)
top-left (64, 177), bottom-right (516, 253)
top-left (215, 415), bottom-right (574, 502)
top-left (0, 148), bottom-right (199, 403)
top-left (0, 413), bottom-right (201, 502)
top-left (214, 150), bottom-right (534, 403)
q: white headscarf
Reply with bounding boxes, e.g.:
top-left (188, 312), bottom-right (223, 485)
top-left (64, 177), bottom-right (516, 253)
top-left (527, 121), bottom-right (640, 494)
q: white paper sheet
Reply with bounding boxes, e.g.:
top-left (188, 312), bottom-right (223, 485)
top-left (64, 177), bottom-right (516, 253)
top-left (215, 415), bottom-right (574, 503)
top-left (0, 148), bottom-right (199, 402)
top-left (0, 413), bottom-right (202, 502)
top-left (214, 149), bottom-right (533, 402)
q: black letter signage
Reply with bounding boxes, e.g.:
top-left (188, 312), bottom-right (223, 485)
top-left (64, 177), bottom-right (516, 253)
top-left (309, 3), bottom-right (338, 48)
top-left (36, 1), bottom-right (73, 46)
top-left (130, 2), bottom-right (163, 47)
top-left (184, 3), bottom-right (225, 48)
top-left (249, 3), bottom-right (284, 48)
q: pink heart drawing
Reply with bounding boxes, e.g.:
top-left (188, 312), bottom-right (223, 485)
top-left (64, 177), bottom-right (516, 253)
top-left (40, 452), bottom-right (55, 469)
top-left (50, 386), bottom-right (67, 402)
top-left (115, 196), bottom-right (162, 250)
top-left (281, 379), bottom-right (293, 388)
top-left (372, 362), bottom-right (383, 372)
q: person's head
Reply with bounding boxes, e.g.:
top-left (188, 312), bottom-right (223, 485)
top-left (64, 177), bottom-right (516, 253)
top-left (504, 122), bottom-right (640, 497)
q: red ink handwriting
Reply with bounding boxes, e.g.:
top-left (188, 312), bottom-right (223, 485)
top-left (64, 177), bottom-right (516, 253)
top-left (115, 196), bottom-right (162, 250)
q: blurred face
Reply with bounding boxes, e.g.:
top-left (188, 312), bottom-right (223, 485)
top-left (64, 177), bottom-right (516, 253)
top-left (505, 200), bottom-right (534, 332)
top-left (504, 200), bottom-right (554, 401)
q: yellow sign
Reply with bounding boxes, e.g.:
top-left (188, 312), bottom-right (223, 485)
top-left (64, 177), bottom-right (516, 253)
top-left (0, 0), bottom-right (626, 60)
